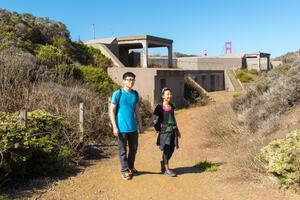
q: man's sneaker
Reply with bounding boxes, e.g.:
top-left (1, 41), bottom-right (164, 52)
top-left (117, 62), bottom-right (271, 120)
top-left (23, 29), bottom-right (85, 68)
top-left (129, 168), bottom-right (139, 176)
top-left (164, 170), bottom-right (176, 177)
top-left (121, 171), bottom-right (132, 180)
top-left (160, 161), bottom-right (166, 173)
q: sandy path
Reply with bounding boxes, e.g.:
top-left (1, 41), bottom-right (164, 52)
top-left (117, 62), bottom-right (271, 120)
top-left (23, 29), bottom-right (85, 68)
top-left (37, 92), bottom-right (298, 200)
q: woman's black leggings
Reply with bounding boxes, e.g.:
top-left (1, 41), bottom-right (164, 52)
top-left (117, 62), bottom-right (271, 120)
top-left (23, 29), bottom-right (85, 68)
top-left (162, 141), bottom-right (175, 165)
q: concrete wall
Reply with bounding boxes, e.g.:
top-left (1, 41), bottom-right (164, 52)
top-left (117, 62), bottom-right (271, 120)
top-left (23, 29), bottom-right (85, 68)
top-left (177, 57), bottom-right (242, 70)
top-left (260, 57), bottom-right (269, 70)
top-left (148, 57), bottom-right (177, 67)
top-left (104, 43), bottom-right (119, 58)
top-left (246, 57), bottom-right (269, 70)
top-left (154, 70), bottom-right (185, 107)
top-left (224, 70), bottom-right (235, 91)
top-left (246, 57), bottom-right (259, 70)
top-left (119, 47), bottom-right (130, 67)
top-left (184, 70), bottom-right (225, 92)
top-left (108, 68), bottom-right (157, 107)
top-left (129, 51), bottom-right (141, 67)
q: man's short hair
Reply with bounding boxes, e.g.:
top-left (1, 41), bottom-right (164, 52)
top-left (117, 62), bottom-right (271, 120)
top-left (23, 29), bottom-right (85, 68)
top-left (122, 72), bottom-right (136, 80)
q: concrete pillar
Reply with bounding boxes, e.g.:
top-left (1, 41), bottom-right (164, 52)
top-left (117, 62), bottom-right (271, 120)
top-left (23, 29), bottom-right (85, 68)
top-left (141, 41), bottom-right (148, 68)
top-left (168, 45), bottom-right (173, 67)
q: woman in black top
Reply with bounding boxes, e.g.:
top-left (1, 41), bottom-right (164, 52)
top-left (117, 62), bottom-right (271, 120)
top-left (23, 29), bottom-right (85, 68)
top-left (150, 87), bottom-right (181, 177)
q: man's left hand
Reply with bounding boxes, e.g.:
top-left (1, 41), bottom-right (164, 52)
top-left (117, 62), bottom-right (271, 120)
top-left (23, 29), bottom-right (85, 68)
top-left (139, 125), bottom-right (145, 133)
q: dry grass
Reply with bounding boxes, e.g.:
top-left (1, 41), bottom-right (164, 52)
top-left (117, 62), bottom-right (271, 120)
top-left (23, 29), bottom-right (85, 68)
top-left (205, 105), bottom-right (274, 181)
top-left (205, 59), bottom-right (300, 183)
top-left (0, 47), bottom-right (113, 162)
top-left (26, 82), bottom-right (111, 145)
top-left (205, 103), bottom-right (248, 140)
top-left (232, 59), bottom-right (300, 134)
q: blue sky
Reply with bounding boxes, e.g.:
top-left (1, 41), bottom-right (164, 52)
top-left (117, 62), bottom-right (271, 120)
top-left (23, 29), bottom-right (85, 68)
top-left (1, 0), bottom-right (300, 57)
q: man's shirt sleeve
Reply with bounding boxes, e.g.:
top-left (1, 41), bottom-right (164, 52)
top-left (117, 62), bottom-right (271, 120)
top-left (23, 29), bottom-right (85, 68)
top-left (111, 90), bottom-right (119, 104)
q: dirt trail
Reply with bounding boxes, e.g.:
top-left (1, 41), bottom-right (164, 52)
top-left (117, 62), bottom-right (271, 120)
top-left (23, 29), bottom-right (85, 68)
top-left (37, 92), bottom-right (298, 200)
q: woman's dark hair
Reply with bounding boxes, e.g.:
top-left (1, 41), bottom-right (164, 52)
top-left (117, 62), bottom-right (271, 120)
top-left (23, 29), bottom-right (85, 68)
top-left (122, 72), bottom-right (136, 80)
top-left (161, 87), bottom-right (171, 95)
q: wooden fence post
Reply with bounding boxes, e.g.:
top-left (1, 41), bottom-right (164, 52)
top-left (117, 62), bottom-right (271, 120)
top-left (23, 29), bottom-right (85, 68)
top-left (19, 109), bottom-right (27, 127)
top-left (79, 103), bottom-right (84, 142)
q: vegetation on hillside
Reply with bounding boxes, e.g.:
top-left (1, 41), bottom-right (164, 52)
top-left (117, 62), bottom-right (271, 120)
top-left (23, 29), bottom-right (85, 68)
top-left (174, 52), bottom-right (198, 57)
top-left (235, 68), bottom-right (256, 83)
top-left (0, 8), bottom-right (112, 70)
top-left (0, 8), bottom-right (120, 188)
top-left (273, 50), bottom-right (300, 65)
top-left (207, 53), bottom-right (300, 189)
top-left (232, 60), bottom-right (300, 133)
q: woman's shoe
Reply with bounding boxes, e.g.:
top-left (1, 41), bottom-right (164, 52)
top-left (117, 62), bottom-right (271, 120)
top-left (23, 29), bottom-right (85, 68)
top-left (164, 170), bottom-right (176, 177)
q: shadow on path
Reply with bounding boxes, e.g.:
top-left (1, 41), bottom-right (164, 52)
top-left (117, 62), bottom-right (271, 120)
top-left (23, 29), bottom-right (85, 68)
top-left (1, 144), bottom-right (116, 199)
top-left (174, 162), bottom-right (225, 175)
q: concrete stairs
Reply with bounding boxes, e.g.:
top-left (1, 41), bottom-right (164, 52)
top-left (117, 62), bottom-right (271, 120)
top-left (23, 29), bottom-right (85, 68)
top-left (89, 43), bottom-right (125, 68)
top-left (225, 69), bottom-right (244, 92)
top-left (184, 76), bottom-right (212, 102)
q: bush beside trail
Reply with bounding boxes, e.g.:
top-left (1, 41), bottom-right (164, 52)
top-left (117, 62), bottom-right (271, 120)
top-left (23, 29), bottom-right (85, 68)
top-left (260, 130), bottom-right (300, 187)
top-left (0, 110), bottom-right (74, 187)
top-left (0, 9), bottom-right (122, 189)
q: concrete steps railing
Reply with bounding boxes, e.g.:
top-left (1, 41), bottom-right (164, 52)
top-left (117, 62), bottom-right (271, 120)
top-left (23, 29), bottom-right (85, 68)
top-left (225, 69), bottom-right (244, 92)
top-left (184, 76), bottom-right (213, 101)
top-left (89, 43), bottom-right (125, 68)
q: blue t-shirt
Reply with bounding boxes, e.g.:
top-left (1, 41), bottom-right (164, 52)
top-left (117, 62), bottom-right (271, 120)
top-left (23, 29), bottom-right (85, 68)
top-left (111, 88), bottom-right (139, 133)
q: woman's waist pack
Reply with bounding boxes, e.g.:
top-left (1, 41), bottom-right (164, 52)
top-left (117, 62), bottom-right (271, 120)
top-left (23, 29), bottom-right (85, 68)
top-left (159, 123), bottom-right (177, 134)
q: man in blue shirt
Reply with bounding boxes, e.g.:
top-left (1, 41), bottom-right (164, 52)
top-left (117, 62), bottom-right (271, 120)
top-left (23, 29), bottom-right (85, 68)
top-left (110, 72), bottom-right (144, 180)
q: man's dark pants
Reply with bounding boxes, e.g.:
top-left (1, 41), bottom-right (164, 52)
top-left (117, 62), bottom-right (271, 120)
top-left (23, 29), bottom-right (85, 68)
top-left (117, 131), bottom-right (138, 172)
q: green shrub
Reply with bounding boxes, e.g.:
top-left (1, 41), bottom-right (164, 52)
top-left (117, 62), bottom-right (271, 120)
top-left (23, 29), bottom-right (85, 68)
top-left (52, 64), bottom-right (83, 82)
top-left (36, 45), bottom-right (71, 68)
top-left (271, 64), bottom-right (291, 77)
top-left (249, 68), bottom-right (259, 75)
top-left (259, 130), bottom-right (300, 186)
top-left (236, 69), bottom-right (253, 83)
top-left (79, 66), bottom-right (119, 96)
top-left (87, 46), bottom-right (113, 71)
top-left (233, 92), bottom-right (242, 98)
top-left (0, 109), bottom-right (75, 186)
top-left (71, 42), bottom-right (113, 70)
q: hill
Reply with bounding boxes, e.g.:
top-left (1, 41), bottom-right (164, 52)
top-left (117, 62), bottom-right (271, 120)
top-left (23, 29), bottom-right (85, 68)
top-left (0, 8), bottom-right (119, 188)
top-left (273, 49), bottom-right (300, 66)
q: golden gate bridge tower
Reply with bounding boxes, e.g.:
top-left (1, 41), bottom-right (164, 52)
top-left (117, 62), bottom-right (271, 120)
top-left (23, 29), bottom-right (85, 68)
top-left (225, 41), bottom-right (232, 54)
